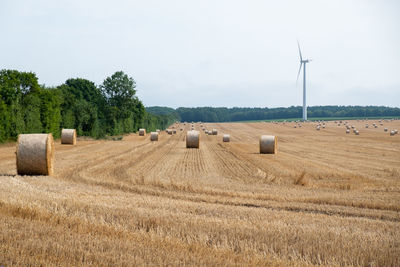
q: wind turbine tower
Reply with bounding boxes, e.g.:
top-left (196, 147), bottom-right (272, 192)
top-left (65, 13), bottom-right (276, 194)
top-left (297, 41), bottom-right (312, 121)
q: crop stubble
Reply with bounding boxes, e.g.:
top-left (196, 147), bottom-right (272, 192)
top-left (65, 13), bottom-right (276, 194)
top-left (0, 121), bottom-right (399, 266)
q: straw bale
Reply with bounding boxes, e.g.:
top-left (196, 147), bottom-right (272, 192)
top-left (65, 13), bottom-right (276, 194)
top-left (222, 134), bottom-right (230, 142)
top-left (150, 132), bottom-right (159, 141)
top-left (186, 130), bottom-right (200, 148)
top-left (139, 128), bottom-right (146, 136)
top-left (259, 135), bottom-right (277, 154)
top-left (16, 133), bottom-right (54, 176)
top-left (61, 129), bottom-right (76, 145)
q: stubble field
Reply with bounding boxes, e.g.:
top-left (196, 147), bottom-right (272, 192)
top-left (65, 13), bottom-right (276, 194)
top-left (0, 120), bottom-right (399, 266)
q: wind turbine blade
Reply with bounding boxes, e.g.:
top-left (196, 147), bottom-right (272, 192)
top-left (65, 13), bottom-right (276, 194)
top-left (297, 40), bottom-right (303, 61)
top-left (296, 63), bottom-right (303, 84)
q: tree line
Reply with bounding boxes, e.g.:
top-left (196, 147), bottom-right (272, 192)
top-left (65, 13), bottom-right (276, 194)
top-left (0, 69), bottom-right (176, 143)
top-left (147, 106), bottom-right (400, 122)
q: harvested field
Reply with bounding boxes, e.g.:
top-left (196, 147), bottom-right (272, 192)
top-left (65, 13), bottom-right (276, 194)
top-left (0, 120), bottom-right (399, 266)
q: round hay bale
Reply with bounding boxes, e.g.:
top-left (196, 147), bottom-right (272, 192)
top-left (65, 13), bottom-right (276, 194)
top-left (16, 133), bottom-right (54, 176)
top-left (316, 126), bottom-right (320, 130)
top-left (259, 135), bottom-right (277, 154)
top-left (156, 129), bottom-right (160, 133)
top-left (172, 129), bottom-right (177, 134)
top-left (212, 129), bottom-right (218, 135)
top-left (61, 129), bottom-right (76, 145)
top-left (355, 130), bottom-right (359, 135)
top-left (390, 130), bottom-right (395, 136)
top-left (167, 129), bottom-right (173, 135)
top-left (365, 124), bottom-right (369, 128)
top-left (346, 129), bottom-right (350, 134)
top-left (394, 129), bottom-right (398, 134)
top-left (222, 134), bottom-right (230, 142)
top-left (139, 128), bottom-right (146, 136)
top-left (186, 130), bottom-right (200, 148)
top-left (384, 128), bottom-right (388, 132)
top-left (150, 132), bottom-right (159, 141)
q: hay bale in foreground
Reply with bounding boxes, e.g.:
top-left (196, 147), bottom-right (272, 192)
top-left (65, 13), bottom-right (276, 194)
top-left (355, 130), bottom-right (360, 135)
top-left (259, 135), bottom-right (277, 154)
top-left (150, 132), bottom-right (159, 141)
top-left (139, 128), bottom-right (146, 136)
top-left (186, 130), bottom-right (200, 148)
top-left (61, 129), bottom-right (76, 145)
top-left (223, 134), bottom-right (230, 142)
top-left (16, 133), bottom-right (54, 176)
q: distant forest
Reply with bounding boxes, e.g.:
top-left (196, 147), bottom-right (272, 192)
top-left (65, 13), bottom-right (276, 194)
top-left (2, 68), bottom-right (398, 144)
top-left (147, 106), bottom-right (400, 122)
top-left (0, 69), bottom-right (176, 143)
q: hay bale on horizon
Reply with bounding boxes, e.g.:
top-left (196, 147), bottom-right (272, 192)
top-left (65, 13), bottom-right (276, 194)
top-left (61, 129), bottom-right (76, 145)
top-left (16, 133), bottom-right (54, 176)
top-left (150, 132), bottom-right (159, 141)
top-left (223, 134), bottom-right (230, 142)
top-left (259, 135), bottom-right (277, 154)
top-left (139, 128), bottom-right (146, 136)
top-left (186, 130), bottom-right (200, 148)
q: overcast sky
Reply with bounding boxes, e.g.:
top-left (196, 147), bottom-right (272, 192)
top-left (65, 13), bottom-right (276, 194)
top-left (1, 0), bottom-right (399, 108)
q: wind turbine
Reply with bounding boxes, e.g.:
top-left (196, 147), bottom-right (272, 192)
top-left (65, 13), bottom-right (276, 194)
top-left (297, 41), bottom-right (311, 121)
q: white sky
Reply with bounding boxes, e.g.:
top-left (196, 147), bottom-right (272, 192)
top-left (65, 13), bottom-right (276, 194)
top-left (1, 0), bottom-right (399, 108)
